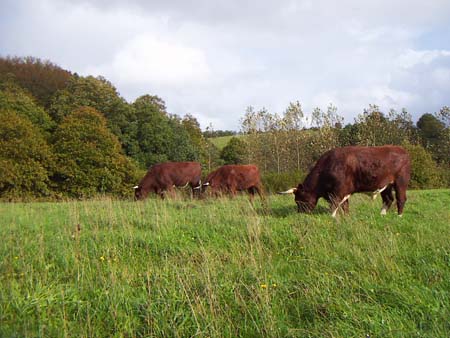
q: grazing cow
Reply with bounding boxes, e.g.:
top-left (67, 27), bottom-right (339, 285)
top-left (134, 162), bottom-right (201, 200)
top-left (278, 146), bottom-right (411, 217)
top-left (201, 165), bottom-right (264, 201)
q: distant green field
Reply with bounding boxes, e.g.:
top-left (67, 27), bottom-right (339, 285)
top-left (1, 190), bottom-right (449, 337)
top-left (209, 135), bottom-right (243, 149)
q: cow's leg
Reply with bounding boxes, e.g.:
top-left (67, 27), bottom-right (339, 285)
top-left (341, 199), bottom-right (350, 214)
top-left (331, 194), bottom-right (351, 218)
top-left (395, 165), bottom-right (410, 216)
top-left (394, 182), bottom-right (407, 216)
top-left (255, 185), bottom-right (264, 200)
top-left (248, 187), bottom-right (255, 203)
top-left (191, 179), bottom-right (201, 199)
top-left (380, 185), bottom-right (394, 215)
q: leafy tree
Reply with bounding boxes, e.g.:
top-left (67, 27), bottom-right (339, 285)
top-left (283, 101), bottom-right (306, 171)
top-left (402, 143), bottom-right (442, 189)
top-left (0, 110), bottom-right (53, 199)
top-left (0, 56), bottom-right (72, 108)
top-left (0, 81), bottom-right (54, 133)
top-left (339, 123), bottom-right (359, 146)
top-left (132, 95), bottom-right (197, 168)
top-left (166, 115), bottom-right (198, 162)
top-left (354, 105), bottom-right (391, 146)
top-left (221, 137), bottom-right (247, 164)
top-left (417, 112), bottom-right (449, 164)
top-left (417, 113), bottom-right (445, 145)
top-left (182, 114), bottom-right (205, 149)
top-left (51, 107), bottom-right (137, 197)
top-left (50, 75), bottom-right (137, 154)
top-left (309, 104), bottom-right (342, 160)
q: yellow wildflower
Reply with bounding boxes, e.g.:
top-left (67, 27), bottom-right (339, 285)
top-left (260, 284), bottom-right (267, 289)
top-left (100, 256), bottom-right (105, 261)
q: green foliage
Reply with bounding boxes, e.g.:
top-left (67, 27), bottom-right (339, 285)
top-left (417, 113), bottom-right (449, 164)
top-left (352, 105), bottom-right (415, 146)
top-left (51, 107), bottom-right (138, 197)
top-left (403, 143), bottom-right (442, 189)
top-left (0, 110), bottom-right (53, 199)
top-left (220, 137), bottom-right (247, 164)
top-left (0, 56), bottom-right (72, 108)
top-left (1, 190), bottom-right (449, 337)
top-left (0, 81), bottom-right (54, 133)
top-left (49, 75), bottom-right (136, 155)
top-left (261, 170), bottom-right (305, 193)
top-left (132, 95), bottom-right (198, 168)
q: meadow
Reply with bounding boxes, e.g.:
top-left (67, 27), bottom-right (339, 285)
top-left (1, 190), bottom-right (449, 337)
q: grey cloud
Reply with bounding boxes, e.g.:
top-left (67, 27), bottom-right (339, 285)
top-left (1, 0), bottom-right (450, 129)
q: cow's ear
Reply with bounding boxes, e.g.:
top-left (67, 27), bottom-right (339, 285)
top-left (297, 184), bottom-right (303, 190)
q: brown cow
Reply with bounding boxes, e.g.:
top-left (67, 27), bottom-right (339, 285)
top-left (201, 165), bottom-right (264, 201)
top-left (278, 146), bottom-right (411, 217)
top-left (134, 162), bottom-right (201, 200)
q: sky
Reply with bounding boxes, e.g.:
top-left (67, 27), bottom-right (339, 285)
top-left (1, 0), bottom-right (450, 130)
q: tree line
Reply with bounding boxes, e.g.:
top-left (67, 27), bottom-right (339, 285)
top-left (1, 56), bottom-right (449, 200)
top-left (223, 102), bottom-right (449, 191)
top-left (0, 56), bottom-right (222, 200)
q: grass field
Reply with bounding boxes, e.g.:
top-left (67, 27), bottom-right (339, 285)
top-left (1, 190), bottom-right (449, 337)
top-left (209, 135), bottom-right (242, 149)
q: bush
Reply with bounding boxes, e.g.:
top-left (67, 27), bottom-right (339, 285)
top-left (403, 143), bottom-right (442, 189)
top-left (51, 107), bottom-right (138, 198)
top-left (261, 171), bottom-right (305, 194)
top-left (0, 110), bottom-right (54, 200)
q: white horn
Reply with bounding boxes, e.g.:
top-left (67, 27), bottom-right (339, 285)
top-left (133, 186), bottom-right (139, 189)
top-left (202, 182), bottom-right (210, 186)
top-left (277, 188), bottom-right (297, 194)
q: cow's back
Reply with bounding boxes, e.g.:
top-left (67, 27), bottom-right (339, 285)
top-left (143, 161), bottom-right (201, 187)
top-left (316, 146), bottom-right (410, 193)
top-left (207, 164), bottom-right (261, 190)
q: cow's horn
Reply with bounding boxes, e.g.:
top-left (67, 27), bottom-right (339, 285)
top-left (202, 182), bottom-right (210, 186)
top-left (133, 185), bottom-right (139, 189)
top-left (277, 188), bottom-right (297, 194)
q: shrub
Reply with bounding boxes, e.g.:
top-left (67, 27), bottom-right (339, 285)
top-left (261, 171), bottom-right (305, 194)
top-left (51, 107), bottom-right (138, 198)
top-left (403, 143), bottom-right (442, 189)
top-left (0, 110), bottom-right (53, 200)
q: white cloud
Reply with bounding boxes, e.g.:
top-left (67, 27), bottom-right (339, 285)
top-left (397, 49), bottom-right (450, 69)
top-left (88, 34), bottom-right (211, 86)
top-left (1, 0), bottom-right (450, 129)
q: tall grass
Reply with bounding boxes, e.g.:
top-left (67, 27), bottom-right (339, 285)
top-left (1, 190), bottom-right (449, 337)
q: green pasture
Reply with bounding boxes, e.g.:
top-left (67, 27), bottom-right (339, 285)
top-left (1, 190), bottom-right (449, 337)
top-left (209, 135), bottom-right (240, 149)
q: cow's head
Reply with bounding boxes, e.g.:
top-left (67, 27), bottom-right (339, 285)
top-left (134, 185), bottom-right (146, 200)
top-left (278, 184), bottom-right (317, 212)
top-left (201, 181), bottom-right (210, 194)
top-left (294, 184), bottom-right (318, 212)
